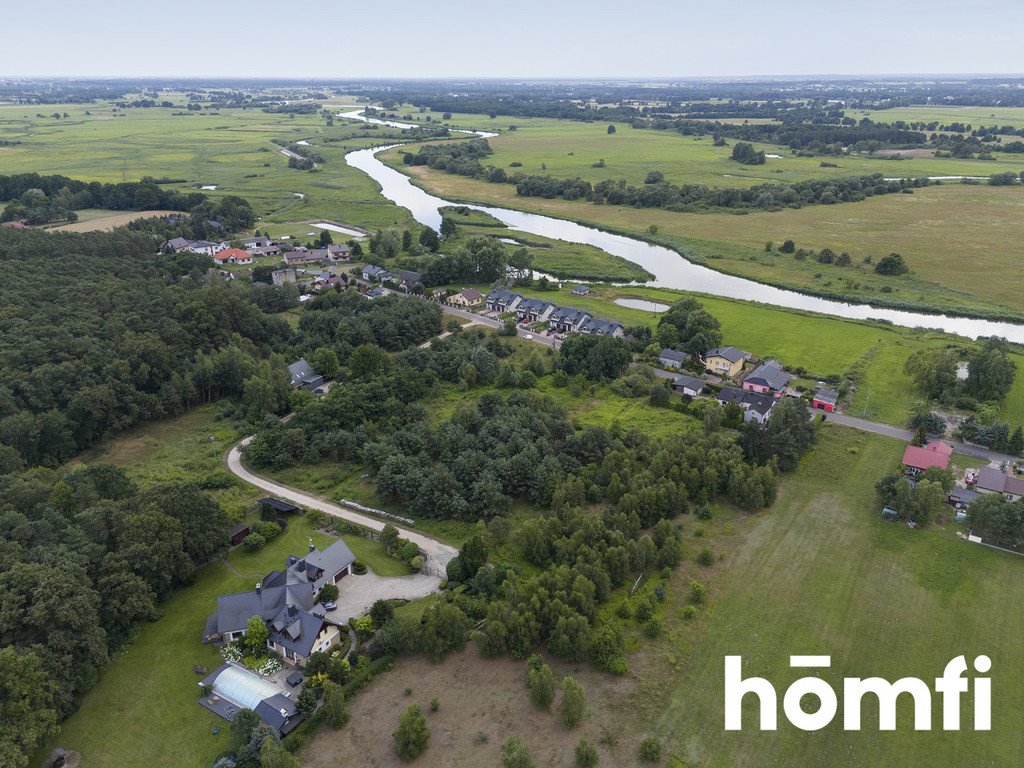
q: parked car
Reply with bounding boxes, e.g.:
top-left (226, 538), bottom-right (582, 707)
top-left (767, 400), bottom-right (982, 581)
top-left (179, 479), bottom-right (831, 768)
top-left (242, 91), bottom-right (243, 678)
top-left (321, 601), bottom-right (337, 611)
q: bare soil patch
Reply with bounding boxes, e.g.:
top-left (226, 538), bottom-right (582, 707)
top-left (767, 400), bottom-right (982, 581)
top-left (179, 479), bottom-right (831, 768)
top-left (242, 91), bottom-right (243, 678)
top-left (300, 648), bottom-right (644, 767)
top-left (48, 210), bottom-right (183, 232)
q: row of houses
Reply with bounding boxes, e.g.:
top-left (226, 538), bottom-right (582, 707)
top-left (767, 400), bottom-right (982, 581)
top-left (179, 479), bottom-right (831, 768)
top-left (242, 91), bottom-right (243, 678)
top-left (361, 264), bottom-right (422, 290)
top-left (486, 290), bottom-right (624, 337)
top-left (162, 235), bottom-right (351, 267)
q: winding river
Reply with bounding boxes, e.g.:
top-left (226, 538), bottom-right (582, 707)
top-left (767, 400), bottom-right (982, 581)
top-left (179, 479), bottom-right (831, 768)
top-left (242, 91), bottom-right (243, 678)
top-left (340, 110), bottom-right (1024, 343)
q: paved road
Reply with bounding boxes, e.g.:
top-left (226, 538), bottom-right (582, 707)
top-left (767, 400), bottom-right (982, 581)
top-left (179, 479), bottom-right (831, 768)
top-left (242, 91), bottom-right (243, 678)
top-left (227, 436), bottom-right (458, 571)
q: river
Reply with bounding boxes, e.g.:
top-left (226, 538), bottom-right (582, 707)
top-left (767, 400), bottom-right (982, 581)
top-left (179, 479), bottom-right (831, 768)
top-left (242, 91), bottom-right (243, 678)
top-left (340, 110), bottom-right (1024, 343)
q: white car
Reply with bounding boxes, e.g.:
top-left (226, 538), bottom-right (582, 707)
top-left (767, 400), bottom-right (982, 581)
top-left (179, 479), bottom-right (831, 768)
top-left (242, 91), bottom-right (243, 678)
top-left (524, 333), bottom-right (533, 340)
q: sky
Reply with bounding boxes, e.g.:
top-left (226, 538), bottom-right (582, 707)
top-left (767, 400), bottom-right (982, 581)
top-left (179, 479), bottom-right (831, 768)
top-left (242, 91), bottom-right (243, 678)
top-left (3, 0), bottom-right (1024, 79)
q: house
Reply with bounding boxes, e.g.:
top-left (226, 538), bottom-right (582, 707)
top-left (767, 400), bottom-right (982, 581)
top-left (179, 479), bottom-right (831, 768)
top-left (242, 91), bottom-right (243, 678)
top-left (272, 268), bottom-right (297, 286)
top-left (288, 359), bottom-right (324, 391)
top-left (188, 240), bottom-right (229, 256)
top-left (578, 317), bottom-right (623, 336)
top-left (202, 538), bottom-right (356, 661)
top-left (362, 264), bottom-right (393, 282)
top-left (571, 285), bottom-right (591, 296)
top-left (162, 236), bottom-right (194, 253)
top-left (702, 346), bottom-right (751, 378)
top-left (213, 248), bottom-right (253, 266)
top-left (516, 297), bottom-right (556, 323)
top-left (199, 663), bottom-right (304, 736)
top-left (229, 522), bottom-right (252, 547)
top-left (486, 289), bottom-right (523, 313)
top-left (325, 244), bottom-right (351, 262)
top-left (671, 375), bottom-right (705, 399)
top-left (283, 250), bottom-right (324, 266)
top-left (812, 387), bottom-right (840, 412)
top-left (398, 270), bottom-right (422, 289)
top-left (549, 306), bottom-right (590, 333)
top-left (742, 392), bottom-right (777, 424)
top-left (366, 286), bottom-right (387, 300)
top-left (243, 236), bottom-right (272, 250)
top-left (658, 349), bottom-right (689, 370)
top-left (974, 466), bottom-right (1024, 502)
top-left (901, 440), bottom-right (953, 474)
top-left (248, 245), bottom-right (282, 258)
top-left (716, 387), bottom-right (747, 407)
top-left (448, 289), bottom-right (484, 308)
top-left (742, 360), bottom-right (792, 396)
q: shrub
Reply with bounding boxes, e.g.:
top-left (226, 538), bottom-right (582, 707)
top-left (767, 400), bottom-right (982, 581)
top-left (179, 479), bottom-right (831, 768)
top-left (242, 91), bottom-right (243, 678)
top-left (575, 738), bottom-right (600, 767)
top-left (696, 548), bottom-right (715, 566)
top-left (690, 581), bottom-right (706, 605)
top-left (639, 737), bottom-right (661, 762)
top-left (317, 583), bottom-right (339, 603)
top-left (352, 560), bottom-right (367, 575)
top-left (527, 662), bottom-right (556, 709)
top-left (643, 619), bottom-right (662, 638)
top-left (393, 703), bottom-right (430, 761)
top-left (242, 532), bottom-right (266, 550)
top-left (430, 697), bottom-right (440, 712)
top-left (410, 555), bottom-right (424, 572)
top-left (502, 736), bottom-right (535, 768)
top-left (681, 605), bottom-right (697, 621)
top-left (560, 676), bottom-right (586, 729)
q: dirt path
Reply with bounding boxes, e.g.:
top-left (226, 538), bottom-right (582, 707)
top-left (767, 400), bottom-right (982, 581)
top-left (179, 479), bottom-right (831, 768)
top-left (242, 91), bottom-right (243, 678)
top-left (226, 437), bottom-right (458, 573)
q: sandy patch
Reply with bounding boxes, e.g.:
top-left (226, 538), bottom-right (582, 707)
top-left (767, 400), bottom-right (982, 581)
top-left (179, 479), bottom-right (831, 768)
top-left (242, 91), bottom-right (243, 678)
top-left (48, 210), bottom-right (184, 233)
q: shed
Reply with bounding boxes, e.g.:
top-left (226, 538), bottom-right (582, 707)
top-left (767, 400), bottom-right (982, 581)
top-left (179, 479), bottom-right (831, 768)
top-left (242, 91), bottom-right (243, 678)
top-left (259, 497), bottom-right (303, 516)
top-left (229, 522), bottom-right (252, 546)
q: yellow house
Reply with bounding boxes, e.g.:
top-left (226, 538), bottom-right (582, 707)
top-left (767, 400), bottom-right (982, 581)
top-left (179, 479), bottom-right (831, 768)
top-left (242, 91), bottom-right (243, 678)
top-left (702, 346), bottom-right (751, 378)
top-left (449, 289), bottom-right (484, 307)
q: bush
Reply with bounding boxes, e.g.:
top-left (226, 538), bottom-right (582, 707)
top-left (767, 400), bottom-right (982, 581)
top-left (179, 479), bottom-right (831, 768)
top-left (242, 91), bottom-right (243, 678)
top-left (352, 560), bottom-right (367, 575)
top-left (575, 738), bottom-right (600, 767)
top-left (317, 583), bottom-right (339, 603)
top-left (430, 697), bottom-right (440, 712)
top-left (696, 548), bottom-right (715, 566)
top-left (639, 737), bottom-right (661, 762)
top-left (527, 662), bottom-right (556, 709)
top-left (242, 532), bottom-right (266, 550)
top-left (681, 605), bottom-right (697, 621)
top-left (410, 555), bottom-right (424, 572)
top-left (560, 676), bottom-right (586, 728)
top-left (393, 704), bottom-right (430, 761)
top-left (502, 736), bottom-right (536, 768)
top-left (690, 581), bottom-right (706, 605)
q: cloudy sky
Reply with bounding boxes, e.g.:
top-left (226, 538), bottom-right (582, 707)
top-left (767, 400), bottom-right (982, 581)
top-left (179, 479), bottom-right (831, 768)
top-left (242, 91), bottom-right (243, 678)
top-left (3, 0), bottom-right (1023, 78)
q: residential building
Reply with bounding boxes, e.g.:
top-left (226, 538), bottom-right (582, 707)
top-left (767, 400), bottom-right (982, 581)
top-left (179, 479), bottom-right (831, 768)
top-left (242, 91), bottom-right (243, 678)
top-left (812, 388), bottom-right (839, 412)
top-left (516, 297), bottom-right (556, 323)
top-left (283, 250), bottom-right (324, 266)
top-left (742, 392), bottom-right (777, 424)
top-left (272, 268), bottom-right (297, 286)
top-left (716, 387), bottom-right (747, 408)
top-left (325, 244), bottom-right (351, 262)
top-left (398, 270), bottom-right (422, 289)
top-left (366, 286), bottom-right (387, 300)
top-left (901, 441), bottom-right (953, 474)
top-left (671, 375), bottom-right (705, 399)
top-left (486, 289), bottom-right (523, 313)
top-left (448, 289), bottom-right (484, 307)
top-left (362, 264), bottom-right (393, 282)
top-left (213, 248), bottom-right (253, 265)
top-left (702, 346), bottom-right (751, 378)
top-left (248, 245), bottom-right (282, 257)
top-left (188, 240), bottom-right (229, 256)
top-left (974, 467), bottom-right (1024, 501)
top-left (199, 664), bottom-right (303, 736)
top-left (242, 236), bottom-right (272, 249)
top-left (742, 359), bottom-right (792, 396)
top-left (658, 349), bottom-right (689, 370)
top-left (578, 317), bottom-right (624, 336)
top-left (288, 359), bottom-right (324, 391)
top-left (549, 306), bottom-right (590, 333)
top-left (162, 236), bottom-right (194, 253)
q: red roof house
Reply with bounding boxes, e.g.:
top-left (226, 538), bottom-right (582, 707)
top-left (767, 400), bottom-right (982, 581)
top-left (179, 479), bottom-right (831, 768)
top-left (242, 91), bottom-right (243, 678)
top-left (213, 248), bottom-right (253, 265)
top-left (901, 440), bottom-right (952, 473)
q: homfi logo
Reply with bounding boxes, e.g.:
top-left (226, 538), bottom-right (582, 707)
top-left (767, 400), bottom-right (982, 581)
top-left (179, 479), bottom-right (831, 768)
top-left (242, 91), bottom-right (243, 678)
top-left (724, 655), bottom-right (991, 731)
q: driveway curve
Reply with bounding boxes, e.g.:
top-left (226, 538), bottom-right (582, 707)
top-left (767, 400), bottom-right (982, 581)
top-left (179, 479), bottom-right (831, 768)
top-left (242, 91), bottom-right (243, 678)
top-left (227, 436), bottom-right (458, 575)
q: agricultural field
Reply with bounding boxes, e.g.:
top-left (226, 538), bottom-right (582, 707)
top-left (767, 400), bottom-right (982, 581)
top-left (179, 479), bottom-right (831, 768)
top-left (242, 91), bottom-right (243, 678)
top-left (298, 425), bottom-right (1024, 768)
top-left (392, 156), bottom-right (1024, 319)
top-left (856, 105), bottom-right (1024, 130)
top-left (0, 102), bottom-right (418, 232)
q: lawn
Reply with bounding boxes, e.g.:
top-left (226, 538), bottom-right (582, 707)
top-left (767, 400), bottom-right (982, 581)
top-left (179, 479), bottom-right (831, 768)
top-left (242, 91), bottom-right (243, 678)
top-left (390, 148), bottom-right (1024, 319)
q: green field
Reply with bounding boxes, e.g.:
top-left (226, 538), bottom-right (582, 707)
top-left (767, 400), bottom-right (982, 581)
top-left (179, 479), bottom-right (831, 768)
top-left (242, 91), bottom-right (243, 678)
top-left (857, 104), bottom-right (1024, 129)
top-left (396, 157), bottom-right (1024, 319)
top-left (650, 425), bottom-right (1024, 767)
top-left (422, 118), bottom-right (1018, 189)
top-left (0, 102), bottom-right (417, 232)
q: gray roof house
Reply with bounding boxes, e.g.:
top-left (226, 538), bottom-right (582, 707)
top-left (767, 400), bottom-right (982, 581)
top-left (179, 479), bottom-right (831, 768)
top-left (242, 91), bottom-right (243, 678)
top-left (203, 539), bottom-right (355, 663)
top-left (716, 387), bottom-right (747, 407)
top-left (486, 289), bottom-right (523, 313)
top-left (288, 359), bottom-right (324, 391)
top-left (975, 467), bottom-right (1024, 501)
top-left (164, 236), bottom-right (193, 252)
top-left (549, 306), bottom-right (590, 333)
top-left (579, 317), bottom-right (624, 336)
top-left (742, 392), bottom-right (777, 424)
top-left (398, 270), bottom-right (422, 288)
top-left (516, 297), bottom-right (556, 323)
top-left (671, 375), bottom-right (705, 398)
top-left (659, 349), bottom-right (689, 370)
top-left (362, 264), bottom-right (393, 282)
top-left (742, 360), bottom-right (793, 394)
top-left (243, 236), bottom-right (272, 249)
top-left (570, 285), bottom-right (591, 296)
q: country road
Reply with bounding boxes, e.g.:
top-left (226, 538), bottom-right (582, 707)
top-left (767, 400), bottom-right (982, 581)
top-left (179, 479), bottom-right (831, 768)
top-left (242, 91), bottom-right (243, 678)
top-left (226, 436), bottom-right (458, 571)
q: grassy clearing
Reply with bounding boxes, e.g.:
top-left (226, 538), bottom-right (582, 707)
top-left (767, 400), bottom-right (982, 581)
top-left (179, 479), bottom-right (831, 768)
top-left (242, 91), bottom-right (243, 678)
top-left (857, 105), bottom-right (1024, 129)
top-left (392, 149), bottom-right (1024, 318)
